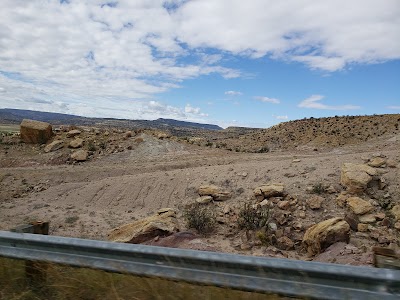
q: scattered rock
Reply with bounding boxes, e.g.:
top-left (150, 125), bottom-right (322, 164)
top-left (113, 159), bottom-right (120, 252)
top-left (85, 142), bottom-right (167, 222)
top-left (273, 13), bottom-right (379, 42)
top-left (66, 129), bottom-right (81, 138)
top-left (196, 196), bottom-right (213, 204)
top-left (344, 213), bottom-right (359, 231)
top-left (346, 197), bottom-right (374, 215)
top-left (108, 209), bottom-right (179, 243)
top-left (336, 192), bottom-right (349, 208)
top-left (124, 131), bottom-right (133, 139)
top-left (357, 223), bottom-right (369, 232)
top-left (70, 150), bottom-right (88, 162)
top-left (358, 214), bottom-right (376, 224)
top-left (340, 163), bottom-right (378, 194)
top-left (307, 195), bottom-right (324, 210)
top-left (391, 205), bottom-right (400, 221)
top-left (68, 138), bottom-right (84, 149)
top-left (368, 157), bottom-right (387, 168)
top-left (394, 222), bottom-right (400, 231)
top-left (44, 140), bottom-right (64, 153)
top-left (303, 218), bottom-right (350, 256)
top-left (277, 200), bottom-right (290, 210)
top-left (20, 119), bottom-right (53, 144)
top-left (254, 183), bottom-right (284, 200)
top-left (277, 236), bottom-right (294, 250)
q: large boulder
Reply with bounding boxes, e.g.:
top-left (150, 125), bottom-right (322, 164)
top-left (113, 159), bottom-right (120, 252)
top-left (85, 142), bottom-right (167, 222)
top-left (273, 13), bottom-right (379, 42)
top-left (20, 119), bottom-right (53, 144)
top-left (346, 197), bottom-right (374, 215)
top-left (198, 185), bottom-right (231, 201)
top-left (44, 140), bottom-right (64, 153)
top-left (108, 208), bottom-right (179, 243)
top-left (254, 183), bottom-right (285, 200)
top-left (340, 163), bottom-right (378, 194)
top-left (303, 218), bottom-right (350, 256)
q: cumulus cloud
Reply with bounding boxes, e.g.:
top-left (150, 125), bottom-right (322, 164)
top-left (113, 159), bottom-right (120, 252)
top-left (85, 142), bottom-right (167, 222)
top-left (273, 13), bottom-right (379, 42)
top-left (254, 96), bottom-right (280, 104)
top-left (225, 90), bottom-right (243, 96)
top-left (298, 95), bottom-right (361, 110)
top-left (275, 115), bottom-right (288, 120)
top-left (0, 0), bottom-right (398, 121)
top-left (176, 0), bottom-right (400, 71)
top-left (184, 104), bottom-right (208, 117)
top-left (387, 106), bottom-right (400, 110)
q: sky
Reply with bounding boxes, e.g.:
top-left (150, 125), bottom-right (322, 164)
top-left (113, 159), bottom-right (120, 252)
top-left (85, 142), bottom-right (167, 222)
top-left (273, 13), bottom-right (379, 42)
top-left (0, 0), bottom-right (399, 128)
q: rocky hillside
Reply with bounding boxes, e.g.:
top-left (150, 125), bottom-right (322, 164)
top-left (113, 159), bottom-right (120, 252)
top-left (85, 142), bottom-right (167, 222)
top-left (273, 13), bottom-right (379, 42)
top-left (213, 114), bottom-right (400, 152)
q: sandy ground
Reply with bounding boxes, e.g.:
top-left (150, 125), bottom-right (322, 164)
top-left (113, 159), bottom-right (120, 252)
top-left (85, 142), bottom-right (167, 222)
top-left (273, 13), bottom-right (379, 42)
top-left (0, 132), bottom-right (399, 264)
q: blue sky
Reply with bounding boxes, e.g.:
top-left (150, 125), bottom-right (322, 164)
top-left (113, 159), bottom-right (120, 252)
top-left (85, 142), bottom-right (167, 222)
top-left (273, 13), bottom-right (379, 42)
top-left (0, 0), bottom-right (399, 128)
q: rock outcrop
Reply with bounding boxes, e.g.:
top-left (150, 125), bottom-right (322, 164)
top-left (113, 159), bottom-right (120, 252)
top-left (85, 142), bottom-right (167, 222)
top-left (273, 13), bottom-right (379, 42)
top-left (198, 185), bottom-right (231, 201)
top-left (20, 119), bottom-right (53, 144)
top-left (108, 208), bottom-right (179, 243)
top-left (303, 218), bottom-right (350, 256)
top-left (340, 163), bottom-right (378, 194)
top-left (44, 140), bottom-right (64, 153)
top-left (254, 183), bottom-right (285, 200)
top-left (70, 150), bottom-right (88, 161)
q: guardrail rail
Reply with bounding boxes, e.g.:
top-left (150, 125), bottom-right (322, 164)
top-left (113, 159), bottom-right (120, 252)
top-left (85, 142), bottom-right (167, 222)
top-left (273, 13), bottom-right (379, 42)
top-left (1, 230), bottom-right (400, 299)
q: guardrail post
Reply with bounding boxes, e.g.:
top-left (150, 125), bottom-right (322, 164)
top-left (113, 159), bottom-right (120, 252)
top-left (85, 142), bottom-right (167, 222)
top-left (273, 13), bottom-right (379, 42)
top-left (11, 221), bottom-right (49, 291)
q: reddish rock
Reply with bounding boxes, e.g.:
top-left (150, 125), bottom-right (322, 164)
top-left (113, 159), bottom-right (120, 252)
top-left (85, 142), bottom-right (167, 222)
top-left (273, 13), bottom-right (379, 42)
top-left (20, 119), bottom-right (53, 144)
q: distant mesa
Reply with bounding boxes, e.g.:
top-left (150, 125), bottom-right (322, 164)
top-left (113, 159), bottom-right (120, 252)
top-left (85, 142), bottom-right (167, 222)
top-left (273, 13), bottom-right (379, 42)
top-left (0, 108), bottom-right (222, 131)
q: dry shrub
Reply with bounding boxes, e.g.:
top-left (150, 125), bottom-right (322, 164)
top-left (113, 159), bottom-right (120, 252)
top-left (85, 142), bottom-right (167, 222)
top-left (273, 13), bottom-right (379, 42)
top-left (183, 203), bottom-right (216, 235)
top-left (238, 203), bottom-right (269, 230)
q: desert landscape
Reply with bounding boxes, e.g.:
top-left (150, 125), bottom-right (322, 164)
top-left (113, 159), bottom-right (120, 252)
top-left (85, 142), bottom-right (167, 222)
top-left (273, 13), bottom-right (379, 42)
top-left (1, 111), bottom-right (399, 266)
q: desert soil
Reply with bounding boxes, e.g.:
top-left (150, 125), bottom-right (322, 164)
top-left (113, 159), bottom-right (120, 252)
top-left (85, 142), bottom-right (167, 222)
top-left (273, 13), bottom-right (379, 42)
top-left (1, 128), bottom-right (399, 266)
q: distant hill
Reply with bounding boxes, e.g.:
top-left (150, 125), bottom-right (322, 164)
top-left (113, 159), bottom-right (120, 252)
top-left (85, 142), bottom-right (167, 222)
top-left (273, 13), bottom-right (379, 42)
top-left (0, 108), bottom-right (223, 131)
top-left (214, 114), bottom-right (400, 152)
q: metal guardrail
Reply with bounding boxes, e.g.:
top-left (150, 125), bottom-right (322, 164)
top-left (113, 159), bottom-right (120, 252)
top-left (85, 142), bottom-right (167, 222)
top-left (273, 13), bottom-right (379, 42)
top-left (0, 230), bottom-right (399, 300)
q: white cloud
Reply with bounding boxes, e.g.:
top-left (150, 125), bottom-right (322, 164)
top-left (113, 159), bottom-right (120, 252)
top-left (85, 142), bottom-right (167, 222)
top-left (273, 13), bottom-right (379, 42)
top-left (254, 96), bottom-right (280, 104)
top-left (298, 95), bottom-right (361, 110)
top-left (225, 90), bottom-right (243, 96)
top-left (184, 104), bottom-right (208, 117)
top-left (275, 115), bottom-right (288, 120)
top-left (387, 106), bottom-right (400, 110)
top-left (0, 0), bottom-right (398, 121)
top-left (175, 0), bottom-right (400, 71)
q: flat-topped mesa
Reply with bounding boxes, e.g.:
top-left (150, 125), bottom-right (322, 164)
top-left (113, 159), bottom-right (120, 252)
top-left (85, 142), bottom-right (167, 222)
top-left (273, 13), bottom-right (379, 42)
top-left (20, 119), bottom-right (53, 144)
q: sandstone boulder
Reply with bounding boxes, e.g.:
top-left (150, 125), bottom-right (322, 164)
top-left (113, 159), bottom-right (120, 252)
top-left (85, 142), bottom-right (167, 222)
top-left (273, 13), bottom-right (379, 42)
top-left (20, 119), bottom-right (53, 144)
top-left (346, 197), bottom-right (374, 215)
top-left (198, 185), bottom-right (231, 201)
top-left (254, 183), bottom-right (284, 200)
top-left (307, 195), bottom-right (324, 210)
top-left (303, 218), bottom-right (350, 256)
top-left (69, 138), bottom-right (84, 148)
top-left (66, 129), bottom-right (81, 138)
top-left (70, 150), bottom-right (88, 162)
top-left (108, 208), bottom-right (179, 243)
top-left (340, 163), bottom-right (378, 194)
top-left (44, 140), bottom-right (64, 153)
